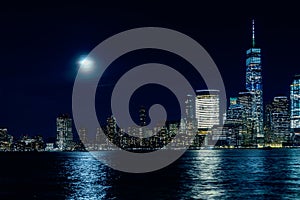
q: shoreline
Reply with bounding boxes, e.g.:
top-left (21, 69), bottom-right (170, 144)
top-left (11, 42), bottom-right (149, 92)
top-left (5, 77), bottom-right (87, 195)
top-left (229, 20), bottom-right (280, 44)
top-left (1, 146), bottom-right (300, 153)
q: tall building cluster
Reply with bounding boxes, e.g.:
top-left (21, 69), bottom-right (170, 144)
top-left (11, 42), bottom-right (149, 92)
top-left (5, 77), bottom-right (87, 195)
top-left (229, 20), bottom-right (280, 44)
top-left (1, 20), bottom-right (300, 151)
top-left (192, 20), bottom-right (300, 148)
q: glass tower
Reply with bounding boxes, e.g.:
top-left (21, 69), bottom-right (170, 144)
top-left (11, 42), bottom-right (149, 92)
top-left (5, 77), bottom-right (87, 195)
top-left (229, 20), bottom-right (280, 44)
top-left (226, 97), bottom-right (243, 125)
top-left (245, 20), bottom-right (264, 138)
top-left (290, 74), bottom-right (300, 130)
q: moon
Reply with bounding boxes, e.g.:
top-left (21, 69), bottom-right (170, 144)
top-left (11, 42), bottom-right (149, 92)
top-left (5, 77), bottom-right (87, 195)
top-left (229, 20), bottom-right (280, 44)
top-left (79, 58), bottom-right (94, 73)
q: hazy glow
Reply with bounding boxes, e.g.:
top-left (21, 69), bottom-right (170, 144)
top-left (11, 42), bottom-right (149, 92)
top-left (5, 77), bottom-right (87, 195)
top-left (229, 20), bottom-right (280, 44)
top-left (79, 57), bottom-right (94, 73)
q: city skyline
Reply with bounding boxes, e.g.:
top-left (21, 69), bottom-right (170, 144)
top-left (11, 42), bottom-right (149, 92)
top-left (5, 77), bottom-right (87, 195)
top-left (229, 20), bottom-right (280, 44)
top-left (1, 6), bottom-right (300, 138)
top-left (1, 3), bottom-right (300, 200)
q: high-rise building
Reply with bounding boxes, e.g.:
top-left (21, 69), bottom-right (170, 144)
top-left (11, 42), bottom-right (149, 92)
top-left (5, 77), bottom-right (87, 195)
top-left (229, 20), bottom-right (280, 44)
top-left (245, 20), bottom-right (264, 138)
top-left (183, 94), bottom-right (199, 147)
top-left (266, 96), bottom-right (290, 143)
top-left (238, 91), bottom-right (256, 146)
top-left (184, 94), bottom-right (197, 130)
top-left (290, 74), bottom-right (300, 131)
top-left (56, 114), bottom-right (73, 151)
top-left (195, 90), bottom-right (220, 129)
top-left (226, 97), bottom-right (243, 125)
top-left (264, 103), bottom-right (273, 143)
top-left (185, 94), bottom-right (195, 119)
top-left (0, 128), bottom-right (13, 151)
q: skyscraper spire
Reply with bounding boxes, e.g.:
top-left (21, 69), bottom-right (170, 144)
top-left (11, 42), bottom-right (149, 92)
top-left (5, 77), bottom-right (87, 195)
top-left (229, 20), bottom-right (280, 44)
top-left (252, 19), bottom-right (255, 47)
top-left (246, 19), bottom-right (264, 141)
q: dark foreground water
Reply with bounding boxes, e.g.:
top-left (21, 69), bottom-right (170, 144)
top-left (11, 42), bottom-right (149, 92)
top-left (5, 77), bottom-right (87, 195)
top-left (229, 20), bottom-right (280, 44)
top-left (0, 149), bottom-right (300, 199)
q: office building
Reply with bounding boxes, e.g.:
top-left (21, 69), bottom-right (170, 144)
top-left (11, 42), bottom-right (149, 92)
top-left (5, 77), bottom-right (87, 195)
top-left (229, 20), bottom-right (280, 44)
top-left (56, 114), bottom-right (73, 151)
top-left (195, 90), bottom-right (220, 129)
top-left (291, 74), bottom-right (300, 131)
top-left (245, 20), bottom-right (264, 138)
top-left (266, 96), bottom-right (290, 143)
top-left (226, 97), bottom-right (243, 125)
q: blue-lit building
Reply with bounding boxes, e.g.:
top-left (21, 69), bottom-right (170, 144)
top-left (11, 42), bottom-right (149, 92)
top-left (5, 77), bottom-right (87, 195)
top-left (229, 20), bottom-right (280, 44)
top-left (226, 97), bottom-right (243, 125)
top-left (245, 20), bottom-right (264, 139)
top-left (290, 75), bottom-right (300, 131)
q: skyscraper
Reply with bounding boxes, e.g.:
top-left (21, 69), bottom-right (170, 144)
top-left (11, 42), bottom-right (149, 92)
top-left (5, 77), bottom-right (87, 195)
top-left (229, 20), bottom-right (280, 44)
top-left (195, 90), bottom-right (220, 130)
top-left (245, 20), bottom-right (264, 138)
top-left (183, 94), bottom-right (199, 147)
top-left (56, 114), bottom-right (73, 151)
top-left (290, 74), bottom-right (300, 131)
top-left (226, 97), bottom-right (243, 125)
top-left (185, 94), bottom-right (196, 120)
top-left (238, 91), bottom-right (256, 146)
top-left (266, 96), bottom-right (290, 143)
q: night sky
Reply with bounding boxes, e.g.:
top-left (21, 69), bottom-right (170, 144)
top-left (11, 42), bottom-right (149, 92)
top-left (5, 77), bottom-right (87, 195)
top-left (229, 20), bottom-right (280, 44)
top-left (1, 2), bottom-right (300, 139)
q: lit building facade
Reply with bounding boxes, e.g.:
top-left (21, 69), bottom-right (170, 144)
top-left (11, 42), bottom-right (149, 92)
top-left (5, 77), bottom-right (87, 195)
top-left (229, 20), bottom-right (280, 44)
top-left (56, 114), bottom-right (73, 151)
top-left (267, 96), bottom-right (290, 143)
top-left (0, 128), bottom-right (13, 151)
top-left (185, 94), bottom-right (196, 119)
top-left (245, 20), bottom-right (264, 138)
top-left (183, 94), bottom-right (199, 147)
top-left (226, 97), bottom-right (243, 125)
top-left (238, 91), bottom-right (256, 146)
top-left (184, 94), bottom-right (197, 130)
top-left (195, 90), bottom-right (220, 129)
top-left (291, 74), bottom-right (300, 131)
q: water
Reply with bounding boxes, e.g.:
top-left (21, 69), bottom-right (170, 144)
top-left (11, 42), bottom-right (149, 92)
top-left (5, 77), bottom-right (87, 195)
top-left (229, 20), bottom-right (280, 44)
top-left (0, 149), bottom-right (300, 199)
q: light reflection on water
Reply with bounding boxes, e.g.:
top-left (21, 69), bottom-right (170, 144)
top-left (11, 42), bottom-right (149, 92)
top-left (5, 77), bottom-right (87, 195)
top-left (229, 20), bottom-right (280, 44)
top-left (61, 154), bottom-right (109, 200)
top-left (0, 150), bottom-right (300, 199)
top-left (57, 150), bottom-right (300, 199)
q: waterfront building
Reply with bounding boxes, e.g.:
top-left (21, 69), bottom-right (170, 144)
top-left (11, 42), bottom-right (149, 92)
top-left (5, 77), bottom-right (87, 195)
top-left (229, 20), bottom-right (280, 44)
top-left (290, 74), bottom-right (300, 144)
top-left (56, 114), bottom-right (73, 151)
top-left (238, 91), bottom-right (256, 146)
top-left (245, 20), bottom-right (264, 138)
top-left (14, 135), bottom-right (44, 151)
top-left (226, 97), bottom-right (243, 125)
top-left (45, 143), bottom-right (55, 151)
top-left (291, 74), bottom-right (300, 130)
top-left (185, 94), bottom-right (195, 120)
top-left (195, 90), bottom-right (220, 130)
top-left (269, 96), bottom-right (290, 143)
top-left (0, 128), bottom-right (13, 151)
